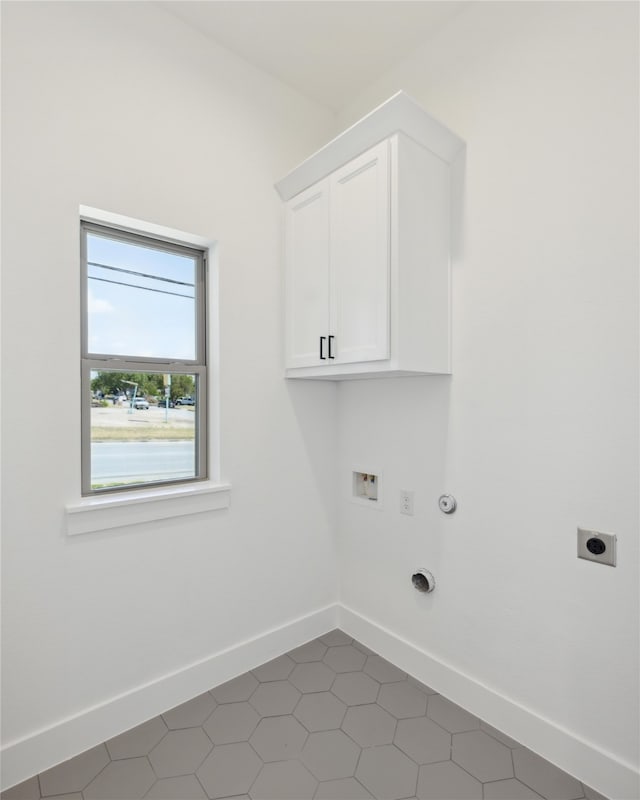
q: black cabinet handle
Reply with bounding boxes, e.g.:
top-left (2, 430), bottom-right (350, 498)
top-left (328, 335), bottom-right (335, 359)
top-left (319, 336), bottom-right (327, 360)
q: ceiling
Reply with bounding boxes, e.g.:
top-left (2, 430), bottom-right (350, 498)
top-left (159, 1), bottom-right (469, 112)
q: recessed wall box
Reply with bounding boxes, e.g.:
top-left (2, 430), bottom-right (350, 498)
top-left (352, 471), bottom-right (380, 505)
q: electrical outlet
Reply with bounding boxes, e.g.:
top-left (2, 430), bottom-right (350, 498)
top-left (400, 490), bottom-right (414, 516)
top-left (577, 528), bottom-right (616, 567)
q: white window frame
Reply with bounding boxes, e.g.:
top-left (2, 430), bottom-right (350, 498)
top-left (66, 207), bottom-right (229, 535)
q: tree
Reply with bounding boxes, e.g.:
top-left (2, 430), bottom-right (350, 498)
top-left (169, 374), bottom-right (195, 401)
top-left (90, 371), bottom-right (196, 401)
top-left (90, 372), bottom-right (164, 398)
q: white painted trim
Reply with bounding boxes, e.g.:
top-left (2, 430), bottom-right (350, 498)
top-left (284, 365), bottom-right (445, 380)
top-left (0, 604), bottom-right (340, 792)
top-left (275, 91), bottom-right (465, 201)
top-left (65, 481), bottom-right (232, 536)
top-left (75, 205), bottom-right (226, 529)
top-left (3, 602), bottom-right (636, 798)
top-left (78, 206), bottom-right (212, 251)
top-left (339, 605), bottom-right (640, 800)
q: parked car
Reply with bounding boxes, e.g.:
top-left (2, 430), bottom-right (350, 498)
top-left (133, 397), bottom-right (149, 409)
top-left (157, 398), bottom-right (174, 408)
top-left (175, 396), bottom-right (195, 406)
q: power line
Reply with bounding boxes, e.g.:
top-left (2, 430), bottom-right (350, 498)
top-left (88, 276), bottom-right (194, 300)
top-left (88, 261), bottom-right (194, 288)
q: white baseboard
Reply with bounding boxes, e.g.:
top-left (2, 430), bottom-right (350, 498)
top-left (0, 604), bottom-right (339, 792)
top-left (339, 605), bottom-right (640, 800)
top-left (4, 603), bottom-right (638, 799)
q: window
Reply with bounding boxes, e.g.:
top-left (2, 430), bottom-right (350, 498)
top-left (81, 220), bottom-right (207, 495)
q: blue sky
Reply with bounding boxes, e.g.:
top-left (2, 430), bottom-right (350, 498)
top-left (87, 232), bottom-right (197, 361)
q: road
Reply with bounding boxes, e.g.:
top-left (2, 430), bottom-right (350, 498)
top-left (92, 440), bottom-right (195, 483)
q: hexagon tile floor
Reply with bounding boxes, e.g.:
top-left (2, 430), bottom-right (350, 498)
top-left (2, 630), bottom-right (609, 800)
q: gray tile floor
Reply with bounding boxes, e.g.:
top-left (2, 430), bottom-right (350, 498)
top-left (2, 631), bottom-right (608, 800)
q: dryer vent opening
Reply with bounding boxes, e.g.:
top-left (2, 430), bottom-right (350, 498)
top-left (412, 569), bottom-right (435, 593)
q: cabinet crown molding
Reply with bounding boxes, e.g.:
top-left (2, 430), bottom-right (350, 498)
top-left (275, 91), bottom-right (465, 201)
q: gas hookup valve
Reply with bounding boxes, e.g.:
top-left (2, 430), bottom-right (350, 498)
top-left (438, 494), bottom-right (457, 514)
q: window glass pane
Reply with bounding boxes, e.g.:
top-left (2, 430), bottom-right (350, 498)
top-left (90, 370), bottom-right (199, 491)
top-left (86, 231), bottom-right (197, 361)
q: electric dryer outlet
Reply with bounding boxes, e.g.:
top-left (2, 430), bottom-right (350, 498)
top-left (577, 528), bottom-right (616, 567)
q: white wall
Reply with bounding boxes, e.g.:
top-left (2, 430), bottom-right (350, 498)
top-left (2, 0), bottom-right (638, 795)
top-left (336, 0), bottom-right (639, 788)
top-left (0, 0), bottom-right (337, 767)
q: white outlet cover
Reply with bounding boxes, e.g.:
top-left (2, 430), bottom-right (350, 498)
top-left (400, 490), bottom-right (414, 515)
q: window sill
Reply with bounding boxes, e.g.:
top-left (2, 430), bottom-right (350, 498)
top-left (65, 481), bottom-right (231, 536)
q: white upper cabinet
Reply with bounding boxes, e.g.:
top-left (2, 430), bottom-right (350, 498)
top-left (285, 181), bottom-right (330, 368)
top-left (330, 141), bottom-right (390, 366)
top-left (276, 91), bottom-right (464, 380)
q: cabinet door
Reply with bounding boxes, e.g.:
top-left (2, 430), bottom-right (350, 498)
top-left (285, 180), bottom-right (330, 368)
top-left (329, 141), bottom-right (390, 365)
